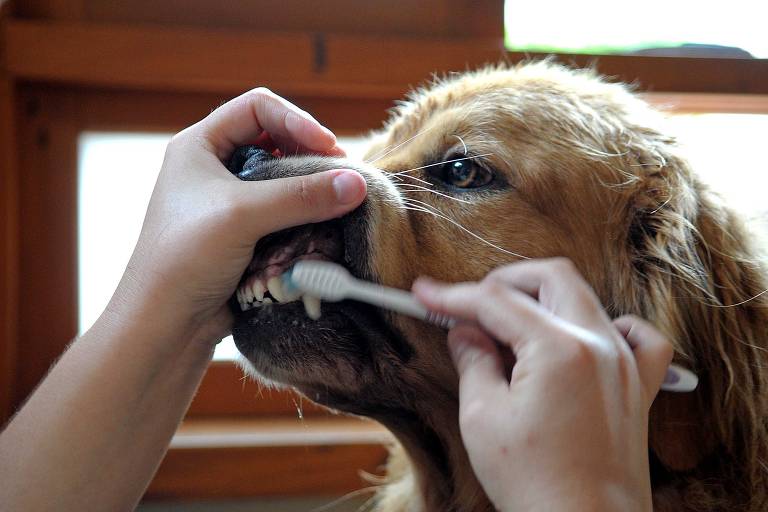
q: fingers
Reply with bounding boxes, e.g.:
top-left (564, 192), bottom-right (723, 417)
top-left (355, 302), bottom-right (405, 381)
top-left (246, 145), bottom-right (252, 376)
top-left (448, 324), bottom-right (508, 407)
top-left (449, 324), bottom-right (507, 387)
top-left (270, 132), bottom-right (347, 158)
top-left (613, 315), bottom-right (674, 403)
top-left (233, 169), bottom-right (367, 238)
top-left (190, 88), bottom-right (339, 160)
top-left (486, 258), bottom-right (610, 332)
top-left (413, 277), bottom-right (551, 355)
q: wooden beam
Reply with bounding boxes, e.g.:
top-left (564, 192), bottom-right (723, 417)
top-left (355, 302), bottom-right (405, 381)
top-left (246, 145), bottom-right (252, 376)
top-left (37, 87), bottom-right (393, 135)
top-left (2, 20), bottom-right (501, 97)
top-left (16, 0), bottom-right (504, 38)
top-left (148, 443), bottom-right (388, 499)
top-left (0, 76), bottom-right (18, 423)
top-left (0, 0), bottom-right (19, 423)
top-left (15, 0), bottom-right (84, 20)
top-left (187, 363), bottom-right (330, 418)
top-left (5, 20), bottom-right (768, 97)
top-left (14, 87), bottom-right (80, 404)
top-left (642, 93), bottom-right (768, 114)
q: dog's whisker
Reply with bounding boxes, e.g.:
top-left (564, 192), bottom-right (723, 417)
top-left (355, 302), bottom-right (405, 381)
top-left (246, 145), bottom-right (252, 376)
top-left (650, 194), bottom-right (674, 214)
top-left (452, 134), bottom-right (468, 155)
top-left (390, 173), bottom-right (433, 187)
top-left (366, 125), bottom-right (436, 165)
top-left (399, 197), bottom-right (530, 259)
top-left (391, 153), bottom-right (494, 177)
top-left (395, 183), bottom-right (472, 204)
top-left (707, 288), bottom-right (768, 309)
top-left (309, 485), bottom-right (379, 512)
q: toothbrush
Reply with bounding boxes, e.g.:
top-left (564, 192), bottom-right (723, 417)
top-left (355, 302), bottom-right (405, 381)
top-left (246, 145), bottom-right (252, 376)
top-left (282, 260), bottom-right (698, 393)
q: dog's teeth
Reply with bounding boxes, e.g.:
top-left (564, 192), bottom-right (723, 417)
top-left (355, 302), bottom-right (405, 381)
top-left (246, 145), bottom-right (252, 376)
top-left (236, 288), bottom-right (244, 304)
top-left (267, 276), bottom-right (286, 303)
top-left (263, 297), bottom-right (273, 304)
top-left (253, 280), bottom-right (265, 302)
top-left (302, 294), bottom-right (321, 320)
top-left (244, 285), bottom-right (255, 303)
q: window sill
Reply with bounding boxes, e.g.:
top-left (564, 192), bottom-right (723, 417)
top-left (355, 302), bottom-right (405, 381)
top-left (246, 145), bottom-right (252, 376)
top-left (146, 417), bottom-right (392, 500)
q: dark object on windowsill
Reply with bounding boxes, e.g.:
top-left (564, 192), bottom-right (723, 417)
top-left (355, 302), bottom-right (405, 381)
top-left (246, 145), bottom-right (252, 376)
top-left (629, 43), bottom-right (755, 59)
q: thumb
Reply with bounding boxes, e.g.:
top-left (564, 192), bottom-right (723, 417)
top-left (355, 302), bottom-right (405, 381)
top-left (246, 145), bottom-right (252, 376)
top-left (234, 169), bottom-right (367, 237)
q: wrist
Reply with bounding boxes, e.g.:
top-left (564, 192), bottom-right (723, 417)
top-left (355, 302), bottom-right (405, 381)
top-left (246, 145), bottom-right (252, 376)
top-left (99, 272), bottom-right (221, 355)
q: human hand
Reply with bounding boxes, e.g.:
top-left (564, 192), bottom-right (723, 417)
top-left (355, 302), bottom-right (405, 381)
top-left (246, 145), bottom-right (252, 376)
top-left (413, 258), bottom-right (673, 512)
top-left (105, 88), bottom-right (367, 348)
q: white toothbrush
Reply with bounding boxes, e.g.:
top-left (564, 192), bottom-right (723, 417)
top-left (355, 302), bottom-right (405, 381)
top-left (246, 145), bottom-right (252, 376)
top-left (283, 260), bottom-right (456, 328)
top-left (282, 260), bottom-right (698, 393)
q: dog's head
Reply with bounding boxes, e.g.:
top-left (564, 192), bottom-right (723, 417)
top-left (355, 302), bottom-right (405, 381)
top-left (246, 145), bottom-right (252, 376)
top-left (230, 62), bottom-right (768, 511)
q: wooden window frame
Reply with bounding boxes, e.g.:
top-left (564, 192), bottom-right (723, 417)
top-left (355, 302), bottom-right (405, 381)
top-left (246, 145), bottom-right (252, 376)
top-left (2, 1), bottom-right (767, 500)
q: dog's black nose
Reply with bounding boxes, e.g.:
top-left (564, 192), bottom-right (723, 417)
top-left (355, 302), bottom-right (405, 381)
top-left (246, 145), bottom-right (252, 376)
top-left (226, 146), bottom-right (275, 181)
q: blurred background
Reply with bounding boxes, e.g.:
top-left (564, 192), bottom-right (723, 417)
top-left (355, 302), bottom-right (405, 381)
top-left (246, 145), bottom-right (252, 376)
top-left (1, 1), bottom-right (766, 510)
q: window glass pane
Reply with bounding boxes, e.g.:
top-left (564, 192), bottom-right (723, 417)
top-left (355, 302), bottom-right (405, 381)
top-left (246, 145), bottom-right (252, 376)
top-left (77, 133), bottom-right (368, 361)
top-left (504, 0), bottom-right (767, 58)
top-left (78, 132), bottom-right (171, 335)
top-left (667, 113), bottom-right (768, 235)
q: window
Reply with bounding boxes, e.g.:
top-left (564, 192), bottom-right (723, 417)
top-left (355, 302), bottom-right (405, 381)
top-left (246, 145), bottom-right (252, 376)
top-left (505, 0), bottom-right (768, 58)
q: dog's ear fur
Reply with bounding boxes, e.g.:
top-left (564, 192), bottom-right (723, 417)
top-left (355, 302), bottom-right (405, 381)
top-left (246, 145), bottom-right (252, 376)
top-left (624, 148), bottom-right (768, 485)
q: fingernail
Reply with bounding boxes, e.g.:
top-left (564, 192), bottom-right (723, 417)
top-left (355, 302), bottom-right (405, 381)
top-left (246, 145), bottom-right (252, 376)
top-left (332, 170), bottom-right (364, 204)
top-left (664, 369), bottom-right (681, 385)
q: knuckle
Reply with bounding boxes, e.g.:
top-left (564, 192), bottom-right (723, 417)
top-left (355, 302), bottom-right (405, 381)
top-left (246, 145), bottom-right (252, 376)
top-left (486, 264), bottom-right (513, 282)
top-left (481, 279), bottom-right (506, 300)
top-left (561, 336), bottom-right (601, 372)
top-left (291, 176), bottom-right (322, 211)
top-left (167, 131), bottom-right (188, 152)
top-left (548, 256), bottom-right (578, 276)
top-left (620, 314), bottom-right (641, 324)
top-left (459, 400), bottom-right (487, 431)
top-left (248, 86), bottom-right (273, 99)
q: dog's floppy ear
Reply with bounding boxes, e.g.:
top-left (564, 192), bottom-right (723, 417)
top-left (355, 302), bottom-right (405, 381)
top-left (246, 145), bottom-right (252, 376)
top-left (625, 154), bottom-right (768, 474)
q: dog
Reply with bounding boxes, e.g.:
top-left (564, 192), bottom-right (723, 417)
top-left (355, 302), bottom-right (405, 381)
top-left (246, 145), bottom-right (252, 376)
top-left (228, 61), bottom-right (768, 511)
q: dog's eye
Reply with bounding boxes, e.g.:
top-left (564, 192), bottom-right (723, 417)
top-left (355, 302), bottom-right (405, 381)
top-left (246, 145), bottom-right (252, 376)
top-left (437, 158), bottom-right (493, 189)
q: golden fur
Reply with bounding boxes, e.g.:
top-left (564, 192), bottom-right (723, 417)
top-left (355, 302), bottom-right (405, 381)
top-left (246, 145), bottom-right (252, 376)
top-left (365, 62), bottom-right (768, 511)
top-left (238, 62), bottom-right (768, 511)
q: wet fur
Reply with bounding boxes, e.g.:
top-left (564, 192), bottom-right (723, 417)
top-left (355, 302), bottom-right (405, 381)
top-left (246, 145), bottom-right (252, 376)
top-left (237, 62), bottom-right (768, 511)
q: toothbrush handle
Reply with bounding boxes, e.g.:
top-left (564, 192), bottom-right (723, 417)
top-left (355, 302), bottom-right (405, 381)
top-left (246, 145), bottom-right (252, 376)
top-left (347, 280), bottom-right (695, 392)
top-left (347, 281), bottom-right (456, 329)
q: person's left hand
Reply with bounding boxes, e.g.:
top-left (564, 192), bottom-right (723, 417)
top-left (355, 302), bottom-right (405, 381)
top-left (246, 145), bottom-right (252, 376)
top-left (105, 88), bottom-right (367, 348)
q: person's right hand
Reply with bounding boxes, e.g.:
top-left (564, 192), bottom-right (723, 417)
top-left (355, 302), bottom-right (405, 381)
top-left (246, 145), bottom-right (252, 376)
top-left (413, 258), bottom-right (673, 512)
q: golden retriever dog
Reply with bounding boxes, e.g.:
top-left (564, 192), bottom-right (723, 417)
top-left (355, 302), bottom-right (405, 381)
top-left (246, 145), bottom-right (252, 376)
top-left (227, 61), bottom-right (768, 511)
